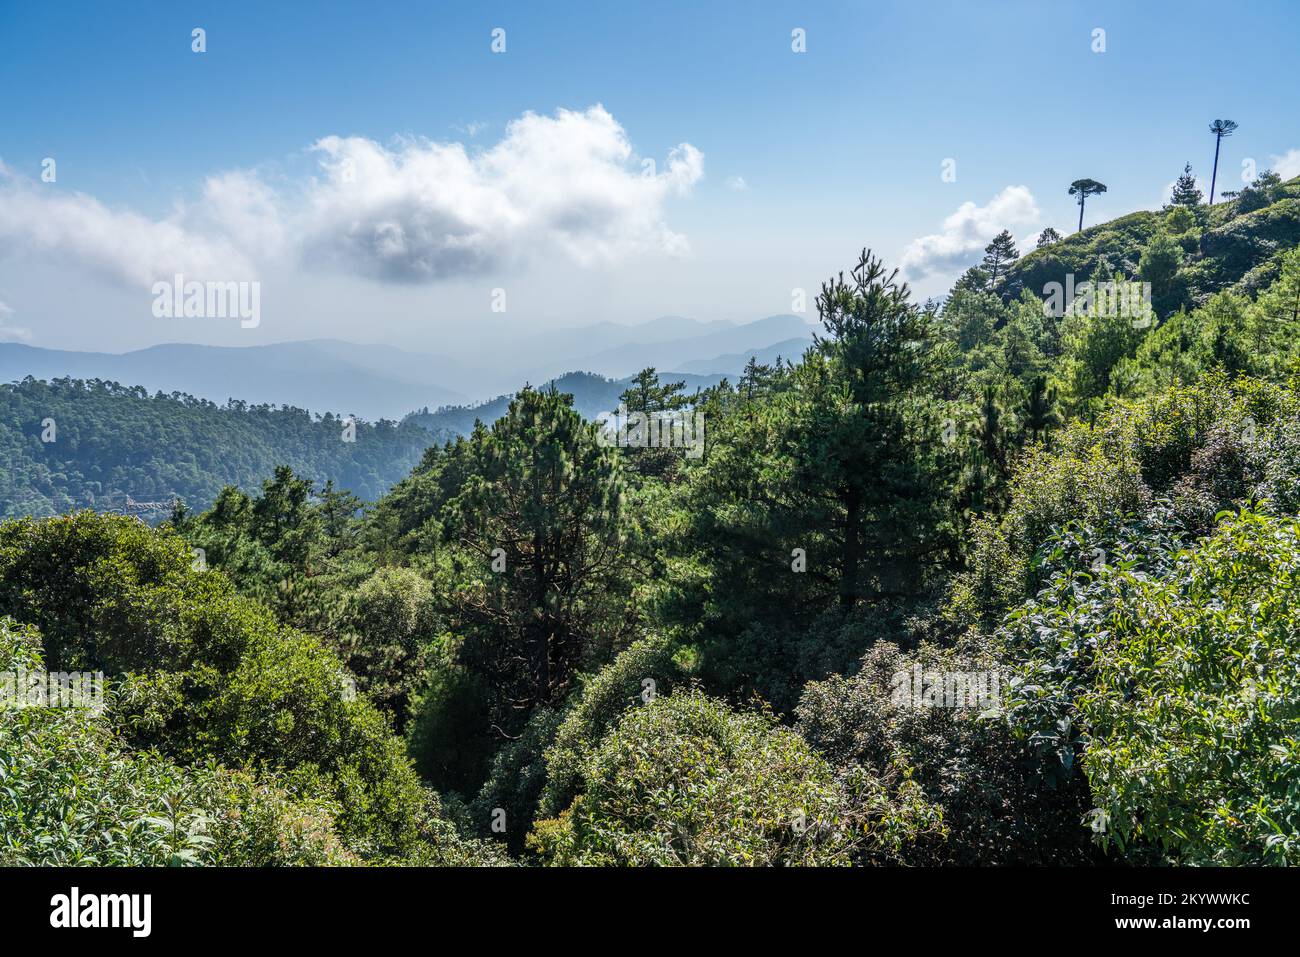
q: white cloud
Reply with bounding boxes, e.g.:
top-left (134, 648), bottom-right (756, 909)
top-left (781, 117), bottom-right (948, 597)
top-left (726, 175), bottom-right (749, 192)
top-left (0, 167), bottom-right (261, 288)
top-left (1269, 149), bottom-right (1300, 180)
top-left (0, 300), bottom-right (32, 343)
top-left (302, 106), bottom-right (702, 280)
top-left (901, 186), bottom-right (1040, 281)
top-left (0, 105), bottom-right (704, 288)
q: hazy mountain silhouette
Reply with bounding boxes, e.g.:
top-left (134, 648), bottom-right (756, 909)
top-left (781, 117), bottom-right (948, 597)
top-left (2, 315), bottom-right (808, 419)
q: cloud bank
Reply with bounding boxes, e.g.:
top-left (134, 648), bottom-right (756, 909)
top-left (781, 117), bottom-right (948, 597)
top-left (0, 300), bottom-right (32, 342)
top-left (0, 106), bottom-right (703, 289)
top-left (901, 186), bottom-right (1040, 281)
top-left (1270, 149), bottom-right (1300, 181)
top-left (0, 162), bottom-right (262, 288)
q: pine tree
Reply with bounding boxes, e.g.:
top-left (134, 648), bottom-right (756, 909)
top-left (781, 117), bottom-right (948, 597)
top-left (738, 355), bottom-right (776, 404)
top-left (1036, 227), bottom-right (1062, 249)
top-left (976, 385), bottom-right (1009, 478)
top-left (981, 230), bottom-right (1020, 287)
top-left (447, 386), bottom-right (631, 719)
top-left (251, 466), bottom-right (319, 569)
top-left (617, 367), bottom-right (691, 481)
top-left (1259, 248), bottom-right (1300, 326)
top-left (619, 366), bottom-right (688, 413)
top-left (316, 479), bottom-right (362, 557)
top-left (1022, 374), bottom-right (1061, 446)
top-left (1208, 119), bottom-right (1238, 206)
top-left (1169, 163), bottom-right (1203, 207)
top-left (1139, 230), bottom-right (1184, 317)
top-left (810, 249), bottom-right (959, 608)
top-left (1069, 178), bottom-right (1107, 232)
top-left (952, 265), bottom-right (991, 294)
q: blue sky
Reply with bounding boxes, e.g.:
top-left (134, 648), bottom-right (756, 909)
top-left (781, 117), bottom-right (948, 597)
top-left (1, 0), bottom-right (1297, 354)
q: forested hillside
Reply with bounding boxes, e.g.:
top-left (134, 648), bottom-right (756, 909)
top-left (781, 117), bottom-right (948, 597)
top-left (5, 174), bottom-right (1300, 867)
top-left (0, 378), bottom-right (435, 517)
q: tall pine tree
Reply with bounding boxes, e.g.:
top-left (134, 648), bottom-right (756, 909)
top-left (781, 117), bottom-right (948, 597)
top-left (1036, 227), bottom-right (1062, 249)
top-left (981, 230), bottom-right (1020, 288)
top-left (1169, 163), bottom-right (1203, 207)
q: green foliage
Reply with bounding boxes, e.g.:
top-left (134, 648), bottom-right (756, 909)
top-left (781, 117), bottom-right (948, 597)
top-left (405, 649), bottom-right (495, 796)
top-left (1197, 198), bottom-right (1300, 290)
top-left (980, 229), bottom-right (1020, 289)
top-left (1138, 229), bottom-right (1186, 318)
top-left (797, 639), bottom-right (1098, 864)
top-left (1057, 293), bottom-right (1144, 404)
top-left (0, 377), bottom-right (430, 518)
top-left (0, 618), bottom-right (353, 866)
top-left (1235, 170), bottom-right (1287, 213)
top-left (1169, 162), bottom-right (1204, 208)
top-left (435, 386), bottom-right (633, 730)
top-left (0, 512), bottom-right (443, 857)
top-left (1002, 176), bottom-right (1300, 310)
top-left (530, 689), bottom-right (930, 866)
top-left (1080, 510), bottom-right (1300, 863)
top-left (9, 189), bottom-right (1300, 869)
top-left (467, 705), bottom-right (563, 852)
top-left (998, 508), bottom-right (1300, 864)
top-left (948, 374), bottom-right (1284, 626)
top-left (657, 250), bottom-right (962, 711)
top-left (334, 566), bottom-right (438, 731)
top-left (537, 634), bottom-right (684, 820)
top-left (1069, 178), bottom-right (1108, 231)
top-left (1165, 205), bottom-right (1197, 235)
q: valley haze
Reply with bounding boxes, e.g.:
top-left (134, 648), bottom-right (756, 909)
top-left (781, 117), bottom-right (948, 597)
top-left (0, 313), bottom-right (814, 420)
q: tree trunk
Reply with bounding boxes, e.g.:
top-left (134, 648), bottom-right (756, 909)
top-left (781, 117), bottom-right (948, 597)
top-left (1210, 134), bottom-right (1222, 206)
top-left (530, 533), bottom-right (550, 705)
top-left (839, 488), bottom-right (862, 609)
top-left (1077, 197), bottom-right (1085, 233)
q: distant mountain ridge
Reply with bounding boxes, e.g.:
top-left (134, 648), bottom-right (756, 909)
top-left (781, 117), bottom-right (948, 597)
top-left (404, 369), bottom-right (728, 439)
top-left (0, 340), bottom-right (471, 422)
top-left (511, 314), bottom-right (814, 383)
top-left (1, 314), bottom-right (812, 419)
top-left (672, 336), bottom-right (812, 375)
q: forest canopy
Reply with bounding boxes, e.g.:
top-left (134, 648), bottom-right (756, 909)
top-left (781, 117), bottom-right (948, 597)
top-left (5, 175), bottom-right (1300, 867)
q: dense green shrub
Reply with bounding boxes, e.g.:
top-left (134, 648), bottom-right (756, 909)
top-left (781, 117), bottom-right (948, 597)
top-left (0, 618), bottom-right (353, 866)
top-left (334, 566), bottom-right (438, 731)
top-left (529, 689), bottom-right (941, 866)
top-left (1079, 510), bottom-right (1300, 863)
top-left (948, 375), bottom-right (1290, 625)
top-left (0, 512), bottom-right (442, 856)
top-left (797, 639), bottom-right (1098, 864)
top-left (405, 646), bottom-right (495, 796)
top-left (537, 634), bottom-right (684, 820)
top-left (995, 505), bottom-right (1300, 864)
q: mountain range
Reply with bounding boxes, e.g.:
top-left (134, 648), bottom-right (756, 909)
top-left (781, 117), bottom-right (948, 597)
top-left (0, 314), bottom-right (815, 420)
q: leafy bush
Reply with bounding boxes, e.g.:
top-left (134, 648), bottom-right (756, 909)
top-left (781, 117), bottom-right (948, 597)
top-left (537, 634), bottom-right (684, 820)
top-left (949, 374), bottom-right (1289, 625)
top-left (996, 505), bottom-right (1300, 864)
top-left (1079, 510), bottom-right (1300, 864)
top-left (529, 689), bottom-right (936, 866)
top-left (335, 566), bottom-right (438, 731)
top-left (797, 639), bottom-right (1098, 864)
top-left (0, 512), bottom-right (436, 856)
top-left (0, 618), bottom-right (352, 866)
